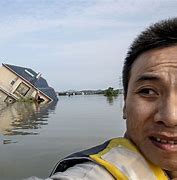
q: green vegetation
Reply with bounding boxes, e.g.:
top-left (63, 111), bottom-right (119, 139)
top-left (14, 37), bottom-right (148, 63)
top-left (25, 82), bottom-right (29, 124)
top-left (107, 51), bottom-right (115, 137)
top-left (104, 87), bottom-right (119, 97)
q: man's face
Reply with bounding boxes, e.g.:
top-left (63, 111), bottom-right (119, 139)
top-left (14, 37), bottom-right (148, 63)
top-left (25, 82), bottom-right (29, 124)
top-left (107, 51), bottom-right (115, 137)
top-left (124, 45), bottom-right (177, 170)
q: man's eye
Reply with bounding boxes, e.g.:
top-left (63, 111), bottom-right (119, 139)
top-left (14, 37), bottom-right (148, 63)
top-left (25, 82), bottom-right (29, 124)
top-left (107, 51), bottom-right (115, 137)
top-left (138, 88), bottom-right (158, 96)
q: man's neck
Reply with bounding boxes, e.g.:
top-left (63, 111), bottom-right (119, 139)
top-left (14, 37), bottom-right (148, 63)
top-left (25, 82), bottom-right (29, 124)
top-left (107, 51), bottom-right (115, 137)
top-left (166, 171), bottom-right (177, 179)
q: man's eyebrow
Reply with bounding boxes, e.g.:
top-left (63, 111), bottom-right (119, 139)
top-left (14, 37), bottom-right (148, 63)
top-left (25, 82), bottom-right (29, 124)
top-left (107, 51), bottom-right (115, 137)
top-left (135, 74), bottom-right (160, 83)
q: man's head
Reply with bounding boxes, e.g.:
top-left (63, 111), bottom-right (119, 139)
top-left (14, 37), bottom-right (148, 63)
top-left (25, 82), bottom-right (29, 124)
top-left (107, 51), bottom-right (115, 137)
top-left (123, 17), bottom-right (177, 171)
top-left (123, 18), bottom-right (177, 97)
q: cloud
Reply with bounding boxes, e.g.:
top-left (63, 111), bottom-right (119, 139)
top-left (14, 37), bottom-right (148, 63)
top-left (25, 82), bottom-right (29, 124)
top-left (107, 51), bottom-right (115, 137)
top-left (0, 0), bottom-right (176, 42)
top-left (0, 0), bottom-right (177, 90)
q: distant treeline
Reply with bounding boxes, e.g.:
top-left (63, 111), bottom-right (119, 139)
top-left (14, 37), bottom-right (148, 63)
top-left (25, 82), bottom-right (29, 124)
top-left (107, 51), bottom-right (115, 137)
top-left (58, 87), bottom-right (123, 97)
top-left (104, 87), bottom-right (119, 97)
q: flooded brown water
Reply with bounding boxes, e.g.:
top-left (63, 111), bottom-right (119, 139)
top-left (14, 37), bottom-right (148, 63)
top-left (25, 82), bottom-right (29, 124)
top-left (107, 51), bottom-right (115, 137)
top-left (0, 95), bottom-right (125, 180)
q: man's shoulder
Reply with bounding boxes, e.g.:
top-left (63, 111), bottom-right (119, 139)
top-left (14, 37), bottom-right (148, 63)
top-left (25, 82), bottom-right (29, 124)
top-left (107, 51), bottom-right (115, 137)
top-left (52, 138), bottom-right (128, 173)
top-left (51, 138), bottom-right (113, 174)
top-left (50, 161), bottom-right (114, 180)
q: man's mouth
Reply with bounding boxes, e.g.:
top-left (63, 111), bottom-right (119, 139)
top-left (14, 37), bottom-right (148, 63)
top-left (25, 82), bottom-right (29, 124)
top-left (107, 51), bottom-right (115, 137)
top-left (150, 136), bottom-right (177, 151)
top-left (151, 136), bottom-right (177, 144)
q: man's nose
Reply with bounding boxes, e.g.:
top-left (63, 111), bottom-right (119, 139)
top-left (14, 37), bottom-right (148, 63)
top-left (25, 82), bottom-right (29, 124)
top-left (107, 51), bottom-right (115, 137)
top-left (155, 96), bottom-right (177, 127)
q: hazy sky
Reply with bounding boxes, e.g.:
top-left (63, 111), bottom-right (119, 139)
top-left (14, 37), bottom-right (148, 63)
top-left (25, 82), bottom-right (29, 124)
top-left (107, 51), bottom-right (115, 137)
top-left (0, 0), bottom-right (177, 91)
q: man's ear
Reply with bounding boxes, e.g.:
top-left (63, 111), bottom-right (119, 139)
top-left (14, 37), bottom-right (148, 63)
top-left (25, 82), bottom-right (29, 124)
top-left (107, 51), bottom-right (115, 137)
top-left (123, 103), bottom-right (127, 119)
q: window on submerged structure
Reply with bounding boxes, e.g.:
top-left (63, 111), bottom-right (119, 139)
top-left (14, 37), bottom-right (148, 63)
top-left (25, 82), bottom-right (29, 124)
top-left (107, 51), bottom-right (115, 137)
top-left (10, 80), bottom-right (15, 85)
top-left (10, 77), bottom-right (18, 86)
top-left (15, 82), bottom-right (30, 96)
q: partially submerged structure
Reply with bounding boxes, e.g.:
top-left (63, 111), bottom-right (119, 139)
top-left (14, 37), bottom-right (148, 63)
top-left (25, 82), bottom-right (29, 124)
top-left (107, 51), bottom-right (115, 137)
top-left (0, 63), bottom-right (58, 104)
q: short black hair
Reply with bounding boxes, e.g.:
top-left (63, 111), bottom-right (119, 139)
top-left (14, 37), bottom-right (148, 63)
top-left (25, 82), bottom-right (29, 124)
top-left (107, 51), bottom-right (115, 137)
top-left (123, 17), bottom-right (177, 96)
